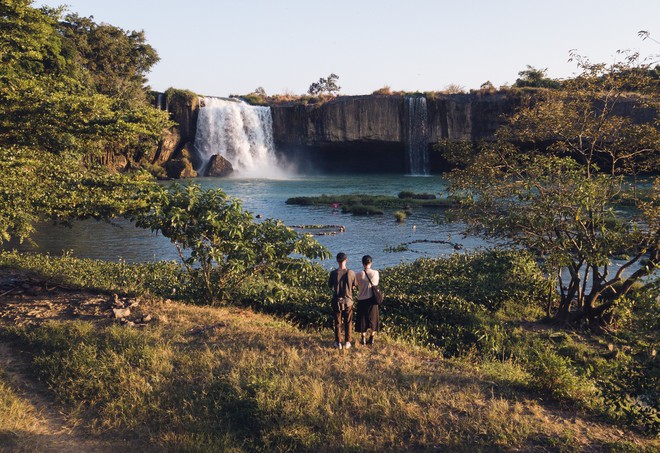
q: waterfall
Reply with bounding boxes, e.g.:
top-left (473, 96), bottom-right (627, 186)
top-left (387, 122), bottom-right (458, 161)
top-left (404, 95), bottom-right (429, 175)
top-left (194, 97), bottom-right (286, 178)
top-left (155, 92), bottom-right (167, 110)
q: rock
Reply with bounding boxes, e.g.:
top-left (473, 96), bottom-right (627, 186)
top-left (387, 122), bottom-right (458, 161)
top-left (141, 314), bottom-right (152, 323)
top-left (166, 155), bottom-right (197, 179)
top-left (153, 127), bottom-right (181, 165)
top-left (270, 94), bottom-right (518, 172)
top-left (205, 154), bottom-right (234, 177)
top-left (128, 299), bottom-right (140, 308)
top-left (112, 294), bottom-right (123, 308)
top-left (112, 307), bottom-right (131, 319)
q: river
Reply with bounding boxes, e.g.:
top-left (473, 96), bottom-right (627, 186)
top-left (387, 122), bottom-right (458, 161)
top-left (7, 174), bottom-right (494, 270)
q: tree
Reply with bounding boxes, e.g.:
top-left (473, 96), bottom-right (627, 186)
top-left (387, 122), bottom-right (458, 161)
top-left (444, 83), bottom-right (465, 94)
top-left (0, 1), bottom-right (170, 244)
top-left (480, 81), bottom-right (495, 91)
top-left (444, 53), bottom-right (660, 326)
top-left (55, 13), bottom-right (159, 104)
top-left (0, 146), bottom-right (161, 243)
top-left (513, 65), bottom-right (562, 89)
top-left (135, 184), bottom-right (329, 302)
top-left (308, 73), bottom-right (340, 96)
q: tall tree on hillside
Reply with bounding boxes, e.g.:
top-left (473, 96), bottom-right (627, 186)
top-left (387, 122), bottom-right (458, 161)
top-left (308, 73), bottom-right (341, 96)
top-left (0, 1), bottom-right (170, 243)
top-left (56, 13), bottom-right (159, 104)
top-left (444, 52), bottom-right (660, 326)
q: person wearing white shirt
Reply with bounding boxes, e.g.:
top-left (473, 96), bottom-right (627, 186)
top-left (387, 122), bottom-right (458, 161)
top-left (355, 255), bottom-right (380, 346)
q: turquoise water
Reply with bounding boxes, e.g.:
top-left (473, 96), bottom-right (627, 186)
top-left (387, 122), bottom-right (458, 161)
top-left (9, 174), bottom-right (493, 270)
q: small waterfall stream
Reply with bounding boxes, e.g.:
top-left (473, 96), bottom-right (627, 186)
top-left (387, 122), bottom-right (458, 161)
top-left (194, 97), bottom-right (286, 178)
top-left (404, 95), bottom-right (429, 175)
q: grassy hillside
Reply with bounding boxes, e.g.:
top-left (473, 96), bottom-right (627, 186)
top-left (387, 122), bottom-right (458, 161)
top-left (1, 294), bottom-right (656, 452)
top-left (0, 259), bottom-right (658, 452)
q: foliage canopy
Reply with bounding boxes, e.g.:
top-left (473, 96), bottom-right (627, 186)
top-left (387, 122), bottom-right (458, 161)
top-left (0, 1), bottom-right (170, 244)
top-left (444, 53), bottom-right (660, 325)
top-left (308, 73), bottom-right (341, 96)
top-left (135, 184), bottom-right (330, 302)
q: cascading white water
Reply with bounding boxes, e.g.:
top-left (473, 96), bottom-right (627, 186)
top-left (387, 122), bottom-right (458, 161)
top-left (194, 97), bottom-right (287, 178)
top-left (404, 95), bottom-right (430, 175)
top-left (156, 92), bottom-right (167, 110)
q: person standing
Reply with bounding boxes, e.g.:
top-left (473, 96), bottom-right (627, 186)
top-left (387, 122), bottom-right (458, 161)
top-left (356, 255), bottom-right (380, 346)
top-left (328, 252), bottom-right (356, 349)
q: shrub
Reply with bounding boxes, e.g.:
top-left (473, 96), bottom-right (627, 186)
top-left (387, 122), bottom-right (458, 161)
top-left (372, 86), bottom-right (392, 95)
top-left (342, 204), bottom-right (383, 215)
top-left (0, 250), bottom-right (186, 299)
top-left (398, 191), bottom-right (436, 200)
top-left (527, 348), bottom-right (601, 407)
top-left (135, 184), bottom-right (329, 302)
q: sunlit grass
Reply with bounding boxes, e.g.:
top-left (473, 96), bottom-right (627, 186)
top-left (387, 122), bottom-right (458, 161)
top-left (3, 300), bottom-right (657, 451)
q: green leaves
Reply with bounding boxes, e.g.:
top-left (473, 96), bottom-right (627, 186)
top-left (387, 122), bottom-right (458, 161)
top-left (444, 54), bottom-right (660, 319)
top-left (135, 184), bottom-right (329, 303)
top-left (0, 2), bottom-right (173, 246)
top-left (0, 146), bottom-right (163, 244)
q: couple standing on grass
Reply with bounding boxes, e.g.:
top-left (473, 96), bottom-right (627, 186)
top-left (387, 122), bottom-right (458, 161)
top-left (328, 252), bottom-right (380, 350)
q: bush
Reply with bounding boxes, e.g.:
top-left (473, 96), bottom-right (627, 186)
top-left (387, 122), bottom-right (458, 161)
top-left (394, 211), bottom-right (406, 222)
top-left (398, 191), bottom-right (436, 200)
top-left (341, 204), bottom-right (383, 215)
top-left (383, 250), bottom-right (549, 312)
top-left (0, 250), bottom-right (186, 299)
top-left (527, 348), bottom-right (601, 407)
top-left (372, 86), bottom-right (392, 95)
top-left (135, 184), bottom-right (328, 302)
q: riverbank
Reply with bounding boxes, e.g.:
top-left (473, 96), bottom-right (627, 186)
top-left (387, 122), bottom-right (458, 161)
top-left (1, 266), bottom-right (658, 451)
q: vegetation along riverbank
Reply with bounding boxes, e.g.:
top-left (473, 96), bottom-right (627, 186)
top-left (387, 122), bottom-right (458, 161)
top-left (1, 252), bottom-right (658, 451)
top-left (0, 2), bottom-right (658, 451)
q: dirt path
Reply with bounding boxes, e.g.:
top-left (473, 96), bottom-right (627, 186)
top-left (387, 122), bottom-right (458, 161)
top-left (0, 342), bottom-right (124, 452)
top-left (0, 269), bottom-right (141, 452)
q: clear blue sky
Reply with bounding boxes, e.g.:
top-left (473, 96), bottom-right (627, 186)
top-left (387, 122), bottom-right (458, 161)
top-left (36, 0), bottom-right (660, 97)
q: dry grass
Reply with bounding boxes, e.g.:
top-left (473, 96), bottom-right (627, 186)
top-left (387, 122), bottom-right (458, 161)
top-left (2, 291), bottom-right (658, 452)
top-left (0, 371), bottom-right (44, 451)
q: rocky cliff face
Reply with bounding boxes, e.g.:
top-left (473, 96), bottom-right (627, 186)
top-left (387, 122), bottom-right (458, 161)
top-left (152, 90), bottom-right (200, 178)
top-left (151, 90), bottom-right (656, 176)
top-left (270, 93), bottom-right (519, 172)
top-left (271, 96), bottom-right (405, 145)
top-left (271, 93), bottom-right (517, 145)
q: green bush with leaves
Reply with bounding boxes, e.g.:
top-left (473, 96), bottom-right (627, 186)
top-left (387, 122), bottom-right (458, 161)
top-left (0, 250), bottom-right (185, 298)
top-left (135, 184), bottom-right (329, 303)
top-left (383, 250), bottom-right (549, 312)
top-left (526, 348), bottom-right (601, 407)
top-left (444, 54), bottom-right (660, 326)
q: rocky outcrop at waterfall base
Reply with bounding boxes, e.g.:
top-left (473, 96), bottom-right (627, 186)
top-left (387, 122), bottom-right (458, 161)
top-left (165, 144), bottom-right (197, 179)
top-left (151, 89), bottom-right (200, 178)
top-left (205, 154), bottom-right (234, 177)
